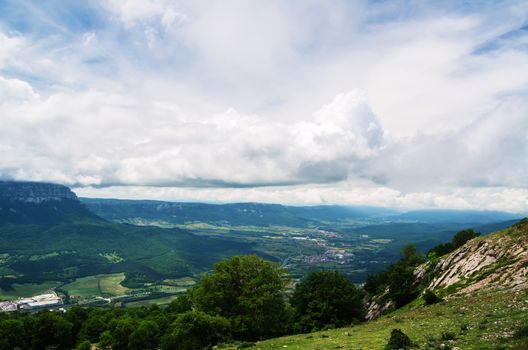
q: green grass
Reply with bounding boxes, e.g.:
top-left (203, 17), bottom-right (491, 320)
top-left (62, 273), bottom-right (128, 299)
top-left (0, 281), bottom-right (61, 300)
top-left (219, 289), bottom-right (528, 350)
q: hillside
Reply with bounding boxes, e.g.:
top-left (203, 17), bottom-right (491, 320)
top-left (221, 219), bottom-right (528, 350)
top-left (0, 182), bottom-right (262, 296)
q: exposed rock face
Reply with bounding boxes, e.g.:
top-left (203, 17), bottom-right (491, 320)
top-left (365, 289), bottom-right (394, 320)
top-left (0, 181), bottom-right (78, 203)
top-left (366, 219), bottom-right (528, 320)
top-left (426, 219), bottom-right (528, 295)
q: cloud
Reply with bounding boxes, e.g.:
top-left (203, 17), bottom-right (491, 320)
top-left (0, 1), bottom-right (527, 212)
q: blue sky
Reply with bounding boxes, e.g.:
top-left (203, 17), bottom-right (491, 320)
top-left (0, 0), bottom-right (527, 212)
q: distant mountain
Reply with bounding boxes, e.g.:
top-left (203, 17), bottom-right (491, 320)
top-left (0, 182), bottom-right (261, 290)
top-left (393, 209), bottom-right (521, 224)
top-left (81, 198), bottom-right (398, 227)
top-left (0, 181), bottom-right (99, 225)
top-left (82, 197), bottom-right (522, 228)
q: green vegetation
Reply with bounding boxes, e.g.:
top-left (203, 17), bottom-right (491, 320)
top-left (62, 273), bottom-right (128, 299)
top-left (217, 289), bottom-right (528, 350)
top-left (291, 270), bottom-right (364, 332)
top-left (193, 255), bottom-right (291, 340)
top-left (0, 281), bottom-right (61, 300)
top-left (428, 229), bottom-right (480, 258)
top-left (385, 329), bottom-right (413, 350)
top-left (364, 244), bottom-right (425, 307)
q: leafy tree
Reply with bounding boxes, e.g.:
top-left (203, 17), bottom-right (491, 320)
top-left (97, 330), bottom-right (113, 350)
top-left (0, 319), bottom-right (26, 350)
top-left (79, 313), bottom-right (107, 342)
top-left (385, 328), bottom-right (413, 350)
top-left (364, 245), bottom-right (424, 308)
top-left (128, 320), bottom-right (160, 350)
top-left (166, 291), bottom-right (193, 314)
top-left (29, 311), bottom-right (74, 350)
top-left (452, 229), bottom-right (480, 248)
top-left (75, 340), bottom-right (92, 350)
top-left (386, 263), bottom-right (418, 307)
top-left (428, 229), bottom-right (480, 258)
top-left (192, 255), bottom-right (290, 340)
top-left (160, 311), bottom-right (230, 350)
top-left (108, 317), bottom-right (137, 350)
top-left (291, 270), bottom-right (365, 332)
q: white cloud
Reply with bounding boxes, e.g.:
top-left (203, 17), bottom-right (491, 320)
top-left (0, 1), bottom-right (527, 212)
top-left (0, 76), bottom-right (40, 103)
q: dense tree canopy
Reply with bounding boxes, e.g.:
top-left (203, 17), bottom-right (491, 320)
top-left (192, 255), bottom-right (291, 340)
top-left (291, 270), bottom-right (365, 332)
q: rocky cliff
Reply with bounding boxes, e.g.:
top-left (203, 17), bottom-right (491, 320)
top-left (424, 218), bottom-right (528, 294)
top-left (366, 218), bottom-right (528, 319)
top-left (0, 181), bottom-right (78, 203)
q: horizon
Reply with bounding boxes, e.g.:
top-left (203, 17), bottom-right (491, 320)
top-left (1, 1), bottom-right (527, 212)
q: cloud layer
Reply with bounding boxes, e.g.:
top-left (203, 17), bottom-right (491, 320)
top-left (0, 1), bottom-right (527, 212)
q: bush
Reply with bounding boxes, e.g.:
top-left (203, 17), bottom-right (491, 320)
top-left (514, 321), bottom-right (528, 338)
top-left (385, 328), bottom-right (412, 350)
top-left (441, 331), bottom-right (456, 340)
top-left (423, 290), bottom-right (442, 305)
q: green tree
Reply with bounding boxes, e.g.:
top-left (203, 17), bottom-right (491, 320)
top-left (166, 291), bottom-right (193, 314)
top-left (0, 319), bottom-right (27, 350)
top-left (75, 340), bottom-right (91, 350)
top-left (192, 255), bottom-right (290, 340)
top-left (160, 311), bottom-right (230, 350)
top-left (291, 270), bottom-right (365, 332)
top-left (128, 320), bottom-right (160, 350)
top-left (108, 317), bottom-right (137, 350)
top-left (452, 229), bottom-right (480, 248)
top-left (79, 313), bottom-right (107, 342)
top-left (29, 311), bottom-right (74, 350)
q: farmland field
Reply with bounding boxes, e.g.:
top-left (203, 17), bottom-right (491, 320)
top-left (0, 281), bottom-right (61, 300)
top-left (62, 273), bottom-right (128, 299)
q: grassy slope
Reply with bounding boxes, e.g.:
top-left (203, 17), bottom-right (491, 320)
top-left (221, 220), bottom-right (528, 350)
top-left (220, 289), bottom-right (527, 350)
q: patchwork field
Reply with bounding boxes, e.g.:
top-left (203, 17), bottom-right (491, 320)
top-left (0, 281), bottom-right (61, 300)
top-left (62, 273), bottom-right (128, 299)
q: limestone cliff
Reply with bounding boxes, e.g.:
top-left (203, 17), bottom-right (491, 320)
top-left (0, 181), bottom-right (78, 203)
top-left (366, 218), bottom-right (528, 320)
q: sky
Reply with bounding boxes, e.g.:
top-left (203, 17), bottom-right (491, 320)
top-left (0, 0), bottom-right (527, 212)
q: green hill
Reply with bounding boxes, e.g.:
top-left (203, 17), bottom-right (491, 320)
top-left (0, 182), bottom-right (263, 294)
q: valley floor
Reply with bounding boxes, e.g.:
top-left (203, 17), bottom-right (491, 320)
top-left (221, 288), bottom-right (528, 350)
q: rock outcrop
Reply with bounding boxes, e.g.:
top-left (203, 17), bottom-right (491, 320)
top-left (426, 218), bottom-right (528, 294)
top-left (0, 181), bottom-right (78, 203)
top-left (365, 218), bottom-right (528, 320)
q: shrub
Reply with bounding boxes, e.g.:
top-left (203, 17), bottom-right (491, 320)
top-left (385, 329), bottom-right (412, 350)
top-left (441, 331), bottom-right (456, 340)
top-left (514, 321), bottom-right (528, 339)
top-left (423, 290), bottom-right (442, 305)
